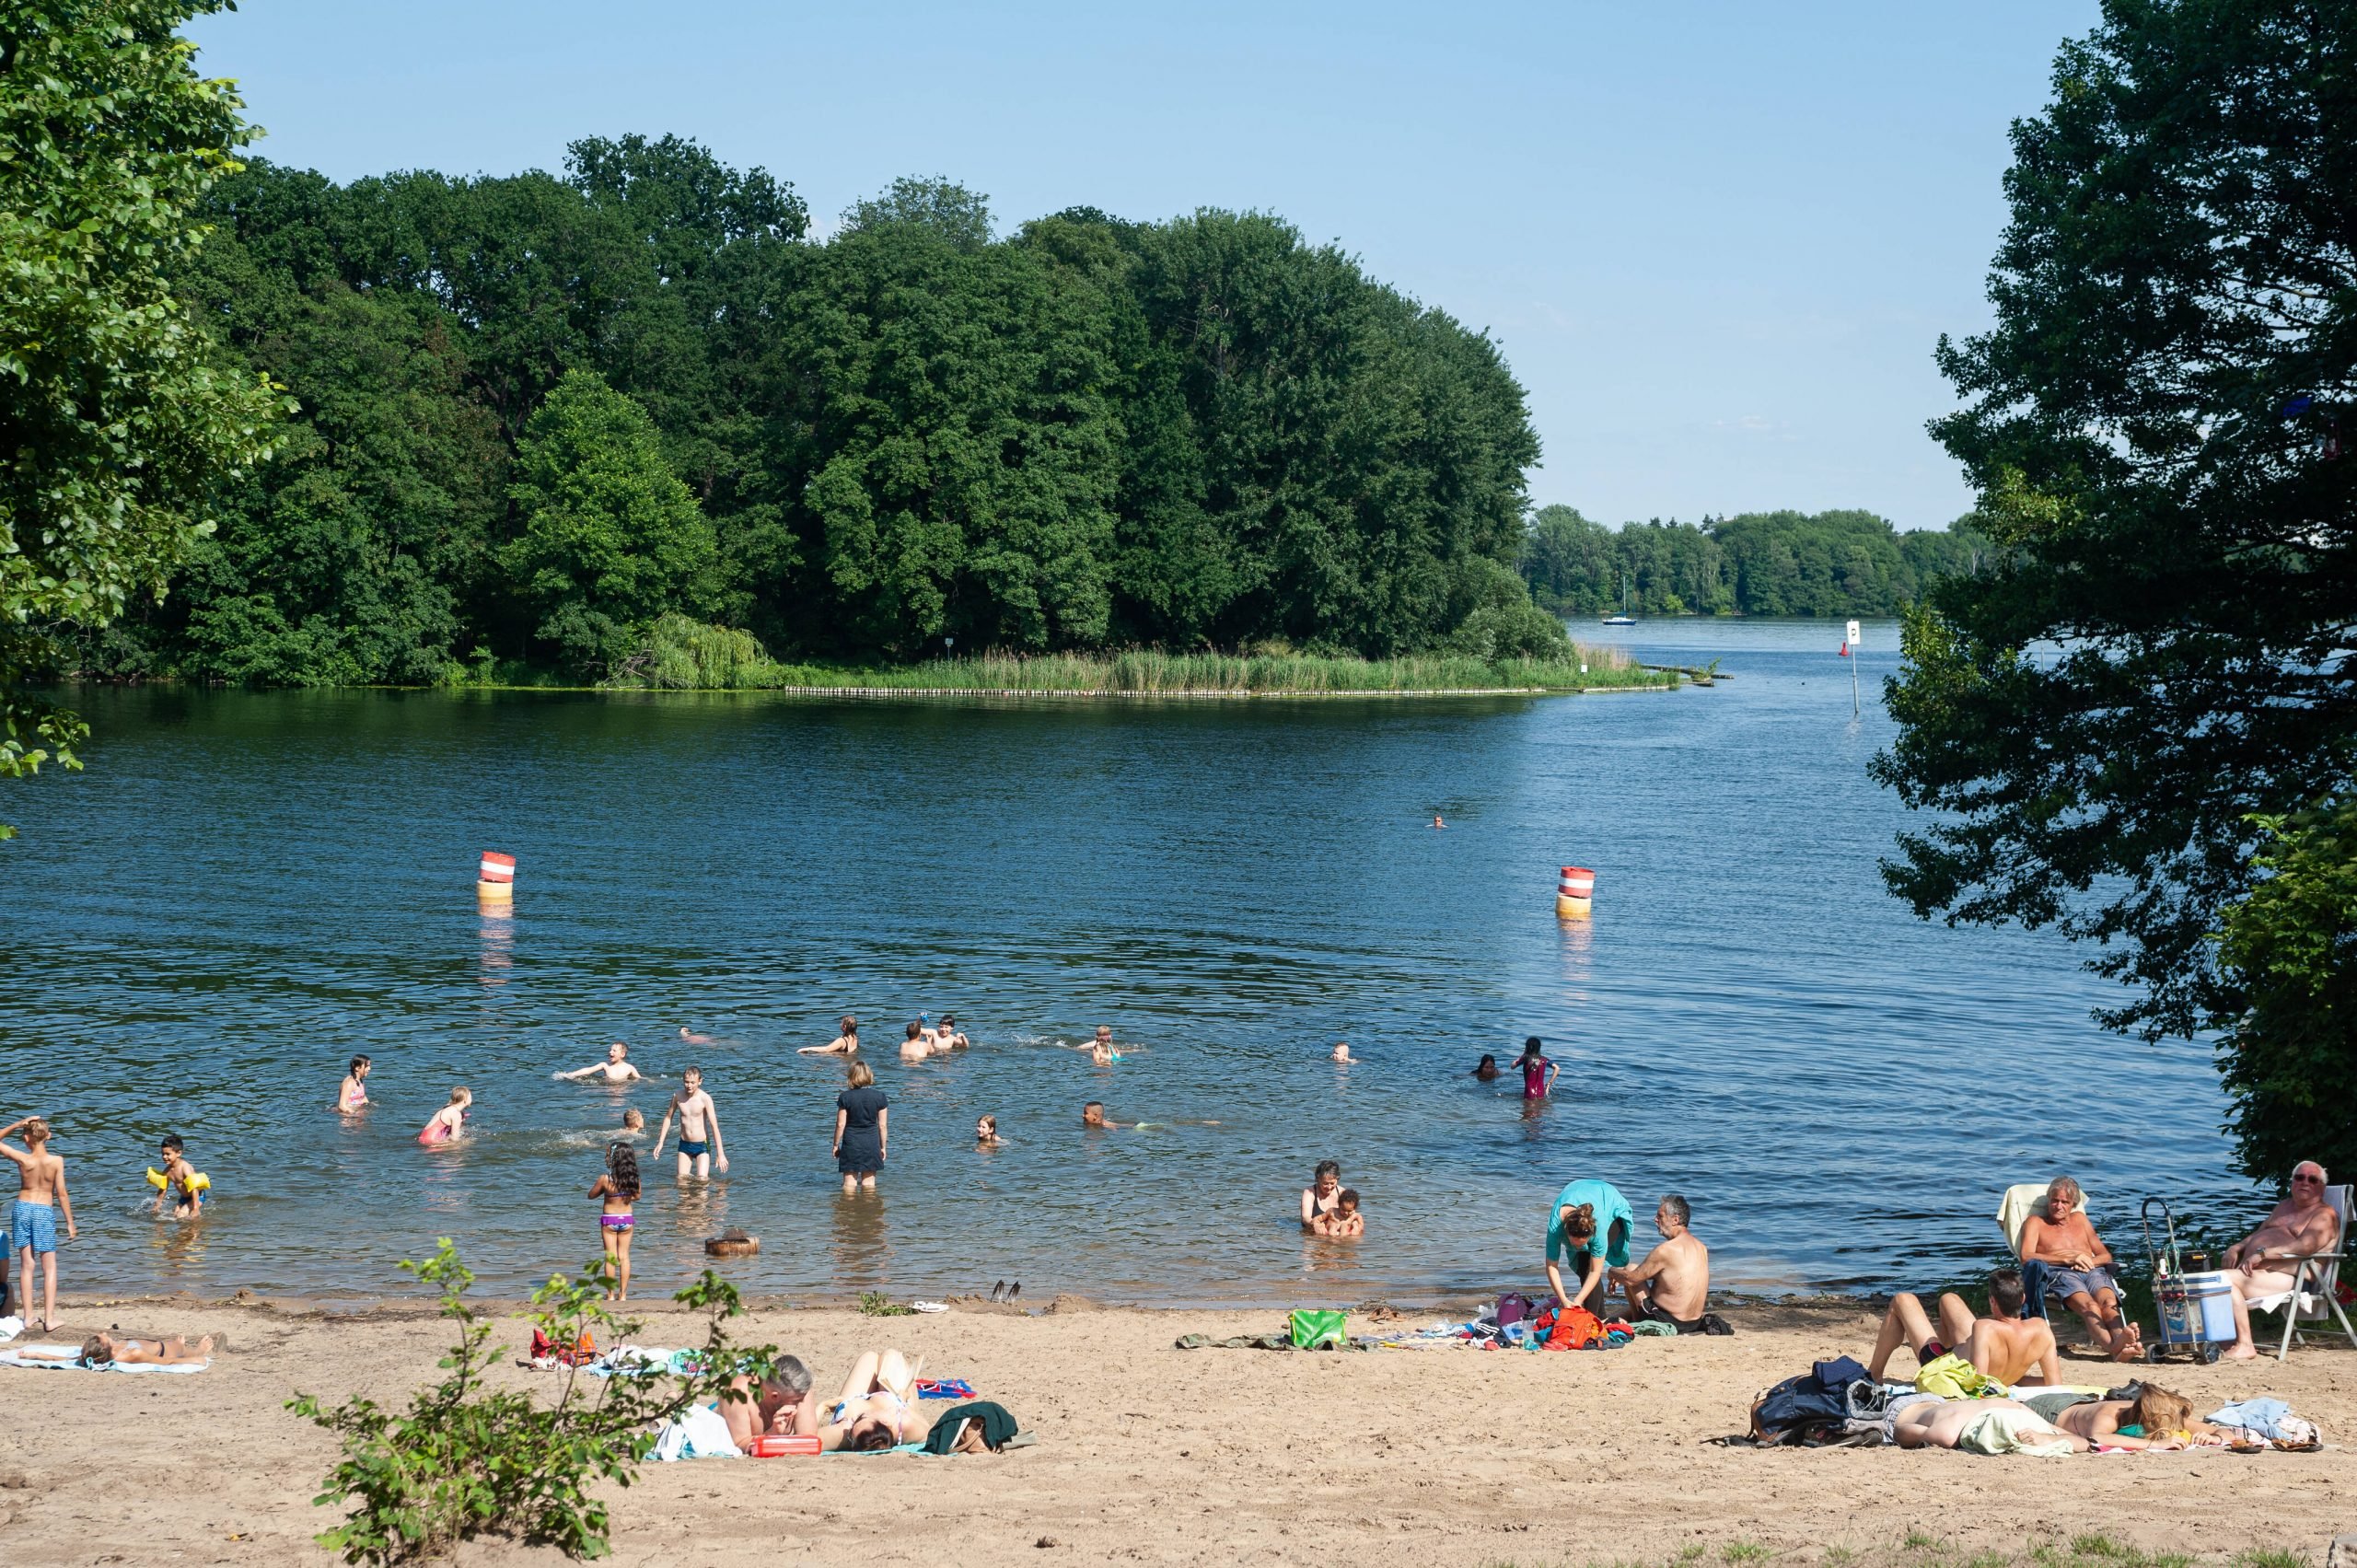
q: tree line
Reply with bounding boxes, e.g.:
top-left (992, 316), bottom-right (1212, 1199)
top-left (1518, 505), bottom-right (1994, 619)
top-left (67, 138), bottom-right (1587, 684)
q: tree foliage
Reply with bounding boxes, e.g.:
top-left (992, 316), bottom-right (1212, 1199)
top-left (1872, 0), bottom-right (2357, 1167)
top-left (0, 0), bottom-right (284, 830)
top-left (2215, 803), bottom-right (2357, 1182)
top-left (1518, 505), bottom-right (1992, 618)
top-left (87, 147), bottom-right (1569, 680)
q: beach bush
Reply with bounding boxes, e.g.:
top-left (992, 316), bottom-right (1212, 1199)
top-left (290, 1238), bottom-right (784, 1564)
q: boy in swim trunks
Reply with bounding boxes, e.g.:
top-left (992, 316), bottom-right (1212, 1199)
top-left (653, 1066), bottom-right (728, 1179)
top-left (1, 1116), bottom-right (75, 1331)
top-left (156, 1134), bottom-right (202, 1217)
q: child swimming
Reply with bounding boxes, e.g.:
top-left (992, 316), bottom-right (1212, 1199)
top-left (336, 1055), bottom-right (371, 1113)
top-left (1313, 1188), bottom-right (1364, 1237)
top-left (419, 1086), bottom-right (470, 1146)
top-left (151, 1134), bottom-right (204, 1217)
top-left (588, 1142), bottom-right (640, 1300)
top-left (976, 1114), bottom-right (1004, 1148)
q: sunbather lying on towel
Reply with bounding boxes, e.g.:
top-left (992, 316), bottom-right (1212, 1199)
top-left (718, 1353), bottom-right (819, 1449)
top-left (2047, 1385), bottom-right (2223, 1450)
top-left (816, 1349), bottom-right (944, 1451)
top-left (1866, 1268), bottom-right (2059, 1387)
top-left (17, 1332), bottom-right (213, 1367)
top-left (1895, 1398), bottom-right (2085, 1454)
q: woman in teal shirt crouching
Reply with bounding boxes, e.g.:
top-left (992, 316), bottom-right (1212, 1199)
top-left (1545, 1178), bottom-right (1634, 1311)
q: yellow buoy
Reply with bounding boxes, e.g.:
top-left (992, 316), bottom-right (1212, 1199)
top-left (1555, 865), bottom-right (1595, 919)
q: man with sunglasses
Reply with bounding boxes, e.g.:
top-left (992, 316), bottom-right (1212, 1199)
top-left (2219, 1161), bottom-right (2340, 1360)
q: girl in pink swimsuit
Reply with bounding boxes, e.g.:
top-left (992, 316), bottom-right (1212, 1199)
top-left (418, 1086), bottom-right (471, 1144)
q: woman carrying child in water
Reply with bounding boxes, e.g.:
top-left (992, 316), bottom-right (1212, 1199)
top-left (588, 1143), bottom-right (639, 1299)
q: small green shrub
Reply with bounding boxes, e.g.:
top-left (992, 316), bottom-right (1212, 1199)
top-left (290, 1238), bottom-right (784, 1564)
top-left (858, 1289), bottom-right (914, 1317)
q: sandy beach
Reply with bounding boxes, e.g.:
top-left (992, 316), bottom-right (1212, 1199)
top-left (0, 1292), bottom-right (2349, 1566)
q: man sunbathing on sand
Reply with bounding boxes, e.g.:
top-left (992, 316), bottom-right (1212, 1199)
top-left (816, 1349), bottom-right (944, 1451)
top-left (717, 1353), bottom-right (819, 1448)
top-left (1893, 1398), bottom-right (2085, 1452)
top-left (1866, 1268), bottom-right (2060, 1386)
top-left (556, 1043), bottom-right (643, 1084)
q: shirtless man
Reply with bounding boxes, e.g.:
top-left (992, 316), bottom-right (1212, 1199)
top-left (2220, 1159), bottom-right (2341, 1360)
top-left (1893, 1398), bottom-right (2086, 1452)
top-left (556, 1042), bottom-right (643, 1084)
top-left (799, 1017), bottom-right (860, 1057)
top-left (1611, 1194), bottom-right (1711, 1328)
top-left (2018, 1175), bottom-right (2140, 1359)
top-left (1081, 1101), bottom-right (1130, 1130)
top-left (652, 1066), bottom-right (728, 1179)
top-left (717, 1353), bottom-right (819, 1449)
top-left (900, 1021), bottom-right (932, 1063)
top-left (1865, 1268), bottom-right (2060, 1386)
top-left (1, 1117), bottom-right (75, 1331)
top-left (935, 1014), bottom-right (970, 1050)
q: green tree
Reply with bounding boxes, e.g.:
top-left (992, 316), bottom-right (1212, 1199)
top-left (503, 369), bottom-right (715, 675)
top-left (2214, 802), bottom-right (2357, 1182)
top-left (0, 0), bottom-right (284, 832)
top-left (1875, 0), bottom-right (2357, 1082)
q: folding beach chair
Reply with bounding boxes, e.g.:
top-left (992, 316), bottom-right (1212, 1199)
top-left (2245, 1183), bottom-right (2357, 1362)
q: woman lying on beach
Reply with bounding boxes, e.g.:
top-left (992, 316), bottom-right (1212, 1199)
top-left (816, 1349), bottom-right (943, 1451)
top-left (15, 1332), bottom-right (215, 1367)
top-left (2046, 1386), bottom-right (2225, 1450)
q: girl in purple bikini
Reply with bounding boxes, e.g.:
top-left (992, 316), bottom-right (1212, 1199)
top-left (588, 1143), bottom-right (640, 1300)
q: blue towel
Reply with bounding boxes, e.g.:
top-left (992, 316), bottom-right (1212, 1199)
top-left (2207, 1398), bottom-right (2293, 1438)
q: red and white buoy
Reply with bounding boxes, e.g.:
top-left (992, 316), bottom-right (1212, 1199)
top-left (478, 851), bottom-right (516, 903)
top-left (1556, 865), bottom-right (1594, 919)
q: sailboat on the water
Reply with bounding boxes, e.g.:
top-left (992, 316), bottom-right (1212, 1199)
top-left (1601, 569), bottom-right (1636, 626)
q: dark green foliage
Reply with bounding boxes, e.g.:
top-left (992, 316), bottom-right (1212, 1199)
top-left (2214, 804), bottom-right (2357, 1182)
top-left (1873, 0), bottom-right (2357, 1054)
top-left (0, 0), bottom-right (286, 832)
top-left (292, 1239), bottom-right (786, 1564)
top-left (110, 145), bottom-right (1565, 680)
top-left (1518, 505), bottom-right (1992, 618)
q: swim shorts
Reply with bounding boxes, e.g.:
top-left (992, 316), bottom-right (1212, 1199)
top-left (10, 1199), bottom-right (57, 1254)
top-left (601, 1214), bottom-right (634, 1231)
top-left (679, 1140), bottom-right (708, 1158)
top-left (2046, 1265), bottom-right (2118, 1300)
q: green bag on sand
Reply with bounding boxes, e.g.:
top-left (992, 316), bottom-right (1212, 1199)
top-left (1289, 1309), bottom-right (1346, 1350)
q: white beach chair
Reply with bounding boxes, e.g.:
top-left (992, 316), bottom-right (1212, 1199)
top-left (2246, 1183), bottom-right (2357, 1362)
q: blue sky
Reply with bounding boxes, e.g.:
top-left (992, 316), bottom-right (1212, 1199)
top-left (187, 1), bottom-right (2101, 532)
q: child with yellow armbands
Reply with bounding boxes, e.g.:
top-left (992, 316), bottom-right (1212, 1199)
top-left (146, 1133), bottom-right (210, 1217)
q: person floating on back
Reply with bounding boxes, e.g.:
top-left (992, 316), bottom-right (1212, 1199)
top-left (1, 1116), bottom-right (75, 1332)
top-left (588, 1142), bottom-right (639, 1300)
top-left (1610, 1194), bottom-right (1711, 1329)
top-left (654, 1066), bottom-right (728, 1180)
top-left (556, 1042), bottom-right (643, 1083)
top-left (336, 1055), bottom-right (370, 1114)
top-left (679, 1026), bottom-right (716, 1046)
top-left (419, 1086), bottom-right (470, 1146)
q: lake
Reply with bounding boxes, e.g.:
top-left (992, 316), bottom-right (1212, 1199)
top-left (0, 619), bottom-right (2256, 1307)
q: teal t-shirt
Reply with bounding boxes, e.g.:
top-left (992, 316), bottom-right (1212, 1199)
top-left (1545, 1179), bottom-right (1634, 1267)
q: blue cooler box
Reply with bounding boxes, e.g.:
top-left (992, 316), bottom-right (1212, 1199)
top-left (2155, 1270), bottom-right (2237, 1344)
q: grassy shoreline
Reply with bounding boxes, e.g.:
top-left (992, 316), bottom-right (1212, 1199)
top-left (587, 638), bottom-right (1679, 695)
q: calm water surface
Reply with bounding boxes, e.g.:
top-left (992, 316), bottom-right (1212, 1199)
top-left (0, 620), bottom-right (2258, 1305)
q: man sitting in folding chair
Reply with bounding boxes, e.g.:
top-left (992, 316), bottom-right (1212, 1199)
top-left (2221, 1159), bottom-right (2355, 1361)
top-left (2017, 1176), bottom-right (2141, 1361)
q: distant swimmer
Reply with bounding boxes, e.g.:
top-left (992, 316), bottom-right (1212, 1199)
top-left (653, 1065), bottom-right (728, 1179)
top-left (336, 1054), bottom-right (372, 1114)
top-left (976, 1114), bottom-right (1004, 1148)
top-left (900, 1020), bottom-right (932, 1062)
top-left (1432, 814), bottom-right (1446, 829)
top-left (800, 1016), bottom-right (861, 1057)
top-left (1472, 1053), bottom-right (1500, 1081)
top-left (679, 1027), bottom-right (716, 1046)
top-left (1085, 1024), bottom-right (1125, 1065)
top-left (1081, 1101), bottom-right (1130, 1130)
top-left (621, 1108), bottom-right (645, 1137)
top-left (1330, 1040), bottom-right (1353, 1063)
top-left (937, 1013), bottom-right (970, 1050)
top-left (419, 1086), bottom-right (471, 1146)
top-left (556, 1042), bottom-right (644, 1084)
